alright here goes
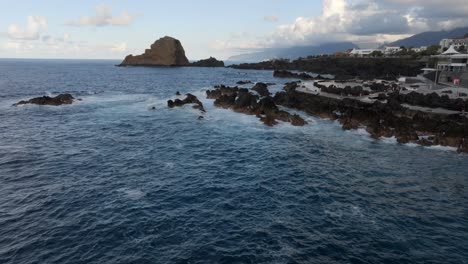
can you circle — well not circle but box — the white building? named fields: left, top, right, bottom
left=440, top=38, right=468, bottom=50
left=349, top=48, right=381, bottom=57
left=434, top=45, right=468, bottom=87
left=411, top=46, right=427, bottom=53
left=383, top=46, right=402, bottom=55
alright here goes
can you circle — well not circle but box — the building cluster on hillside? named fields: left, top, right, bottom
left=440, top=37, right=468, bottom=51
left=347, top=46, right=428, bottom=57
left=333, top=35, right=468, bottom=88
left=433, top=42, right=468, bottom=88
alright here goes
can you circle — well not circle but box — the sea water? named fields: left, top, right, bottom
left=0, top=59, right=467, bottom=264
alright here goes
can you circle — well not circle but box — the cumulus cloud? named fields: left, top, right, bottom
left=264, top=16, right=279, bottom=22
left=217, top=0, right=468, bottom=52
left=66, top=4, right=135, bottom=27
left=8, top=16, right=47, bottom=40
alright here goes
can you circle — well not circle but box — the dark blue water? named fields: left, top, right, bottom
left=0, top=59, right=467, bottom=264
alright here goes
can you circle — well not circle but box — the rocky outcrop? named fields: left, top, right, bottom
left=190, top=57, right=224, bottom=67
left=119, top=36, right=189, bottom=66
left=251, top=82, right=271, bottom=97
left=273, top=84, right=468, bottom=153
left=168, top=94, right=205, bottom=113
left=319, top=84, right=370, bottom=97
left=14, top=94, right=75, bottom=106
left=206, top=85, right=307, bottom=127
left=273, top=70, right=316, bottom=80
left=392, top=91, right=468, bottom=111
left=231, top=57, right=424, bottom=80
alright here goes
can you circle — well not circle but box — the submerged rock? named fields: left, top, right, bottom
left=236, top=80, right=252, bottom=85
left=14, top=94, right=75, bottom=106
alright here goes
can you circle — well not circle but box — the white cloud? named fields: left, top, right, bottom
left=215, top=0, right=468, bottom=52
left=264, top=16, right=279, bottom=22
left=8, top=16, right=47, bottom=40
left=66, top=4, right=135, bottom=27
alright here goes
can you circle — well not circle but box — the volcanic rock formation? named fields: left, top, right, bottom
left=119, top=36, right=189, bottom=66
left=14, top=94, right=75, bottom=106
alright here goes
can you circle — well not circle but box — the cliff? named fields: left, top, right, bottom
left=119, top=36, right=189, bottom=66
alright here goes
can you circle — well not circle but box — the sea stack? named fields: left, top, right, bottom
left=119, top=36, right=189, bottom=66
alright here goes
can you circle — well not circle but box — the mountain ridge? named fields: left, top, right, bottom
left=227, top=42, right=358, bottom=63
left=389, top=27, right=468, bottom=47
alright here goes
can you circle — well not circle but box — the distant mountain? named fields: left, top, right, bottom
left=389, top=27, right=468, bottom=48
left=227, top=42, right=358, bottom=63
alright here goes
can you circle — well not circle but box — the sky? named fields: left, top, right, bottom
left=1, top=0, right=468, bottom=60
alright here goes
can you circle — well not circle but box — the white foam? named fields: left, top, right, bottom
left=117, top=188, right=145, bottom=200
left=380, top=136, right=398, bottom=144
left=425, top=145, right=458, bottom=152
left=164, top=162, right=175, bottom=169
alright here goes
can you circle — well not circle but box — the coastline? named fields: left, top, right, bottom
left=272, top=82, right=468, bottom=153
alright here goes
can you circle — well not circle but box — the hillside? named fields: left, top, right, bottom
left=227, top=42, right=358, bottom=63
left=390, top=27, right=468, bottom=47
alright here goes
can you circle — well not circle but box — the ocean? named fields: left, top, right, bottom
left=0, top=59, right=467, bottom=264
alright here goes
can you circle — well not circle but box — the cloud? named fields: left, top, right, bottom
left=8, top=16, right=47, bottom=40
left=264, top=16, right=279, bottom=22
left=216, top=0, right=468, bottom=52
left=66, top=4, right=135, bottom=27
left=1, top=38, right=129, bottom=58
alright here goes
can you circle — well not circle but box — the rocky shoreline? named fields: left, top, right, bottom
left=273, top=82, right=468, bottom=153
left=206, top=84, right=307, bottom=126
left=162, top=77, right=467, bottom=153
left=230, top=57, right=425, bottom=81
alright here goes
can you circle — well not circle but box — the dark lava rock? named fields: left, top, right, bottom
left=290, top=114, right=307, bottom=126
left=274, top=70, right=314, bottom=80
left=321, top=85, right=370, bottom=97
left=273, top=81, right=468, bottom=153
left=231, top=57, right=424, bottom=80
left=176, top=91, right=181, bottom=96
left=260, top=114, right=278, bottom=126
left=190, top=57, right=224, bottom=67
left=207, top=84, right=307, bottom=127
left=214, top=94, right=237, bottom=109
left=168, top=93, right=205, bottom=112
left=14, top=94, right=75, bottom=106
left=257, top=97, right=279, bottom=114
left=234, top=89, right=258, bottom=112
left=236, top=80, right=252, bottom=85
left=251, top=82, right=271, bottom=97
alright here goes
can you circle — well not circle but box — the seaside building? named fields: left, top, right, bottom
left=434, top=45, right=468, bottom=88
left=440, top=38, right=468, bottom=51
left=383, top=46, right=402, bottom=55
left=411, top=46, right=427, bottom=53
left=349, top=48, right=381, bottom=57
